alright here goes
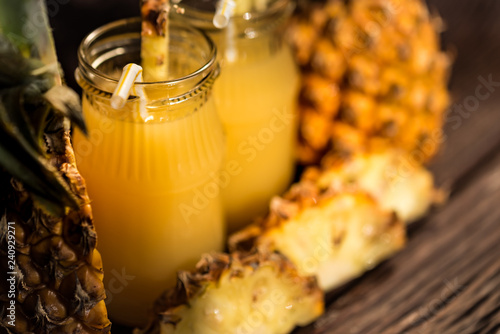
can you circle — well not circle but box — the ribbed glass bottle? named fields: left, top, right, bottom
left=73, top=18, right=225, bottom=326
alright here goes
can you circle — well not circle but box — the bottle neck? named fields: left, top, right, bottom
left=77, top=67, right=218, bottom=123
left=177, top=0, right=294, bottom=65
left=210, top=20, right=286, bottom=66
left=76, top=18, right=219, bottom=123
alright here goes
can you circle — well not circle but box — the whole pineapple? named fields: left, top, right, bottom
left=0, top=121, right=111, bottom=333
left=287, top=0, right=451, bottom=165
left=0, top=1, right=110, bottom=332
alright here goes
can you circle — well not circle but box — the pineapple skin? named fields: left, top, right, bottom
left=288, top=0, right=452, bottom=165
left=230, top=179, right=406, bottom=291
left=0, top=123, right=111, bottom=333
left=138, top=251, right=324, bottom=334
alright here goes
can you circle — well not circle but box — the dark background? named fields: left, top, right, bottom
left=47, top=0, right=500, bottom=93
left=48, top=0, right=139, bottom=91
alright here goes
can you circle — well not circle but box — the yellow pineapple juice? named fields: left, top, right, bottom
left=180, top=0, right=300, bottom=232
left=73, top=19, right=225, bottom=326
left=215, top=44, right=299, bottom=232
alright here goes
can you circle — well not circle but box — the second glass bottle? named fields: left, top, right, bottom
left=177, top=0, right=300, bottom=232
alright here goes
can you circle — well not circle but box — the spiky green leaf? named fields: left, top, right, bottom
left=44, top=86, right=88, bottom=136
left=0, top=27, right=87, bottom=216
left=0, top=110, right=80, bottom=216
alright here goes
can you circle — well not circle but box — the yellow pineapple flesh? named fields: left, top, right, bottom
left=230, top=180, right=406, bottom=291
left=306, top=142, right=440, bottom=223
left=138, top=251, right=323, bottom=334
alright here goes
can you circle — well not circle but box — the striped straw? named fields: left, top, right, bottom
left=111, top=63, right=145, bottom=110
left=213, top=0, right=236, bottom=28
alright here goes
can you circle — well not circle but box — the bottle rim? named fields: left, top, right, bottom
left=177, top=0, right=293, bottom=31
left=77, top=17, right=218, bottom=91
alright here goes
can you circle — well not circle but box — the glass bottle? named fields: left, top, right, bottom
left=177, top=0, right=300, bottom=233
left=73, top=18, right=225, bottom=326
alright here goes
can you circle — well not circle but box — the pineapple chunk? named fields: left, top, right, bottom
left=312, top=145, right=439, bottom=223
left=138, top=251, right=323, bottom=334
left=230, top=183, right=406, bottom=291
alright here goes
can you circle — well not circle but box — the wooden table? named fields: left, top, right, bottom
left=114, top=1, right=500, bottom=333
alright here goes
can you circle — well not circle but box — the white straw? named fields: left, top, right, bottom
left=131, top=70, right=148, bottom=121
left=213, top=0, right=236, bottom=29
left=111, top=63, right=145, bottom=110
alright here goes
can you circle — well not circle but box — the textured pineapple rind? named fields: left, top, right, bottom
left=288, top=0, right=452, bottom=165
left=0, top=121, right=111, bottom=333
left=138, top=251, right=324, bottom=334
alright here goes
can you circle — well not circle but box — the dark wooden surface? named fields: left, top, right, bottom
left=100, top=0, right=500, bottom=333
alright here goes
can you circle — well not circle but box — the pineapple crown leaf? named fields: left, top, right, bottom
left=0, top=121, right=79, bottom=216
left=0, top=34, right=32, bottom=88
left=44, top=86, right=88, bottom=136
left=0, top=35, right=85, bottom=216
left=0, top=84, right=45, bottom=156
left=0, top=35, right=88, bottom=136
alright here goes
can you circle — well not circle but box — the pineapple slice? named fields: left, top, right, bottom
left=230, top=182, right=406, bottom=291
left=141, top=0, right=170, bottom=81
left=138, top=251, right=323, bottom=334
left=309, top=143, right=440, bottom=223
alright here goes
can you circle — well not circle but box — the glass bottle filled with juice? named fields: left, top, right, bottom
left=177, top=0, right=300, bottom=232
left=73, top=18, right=225, bottom=326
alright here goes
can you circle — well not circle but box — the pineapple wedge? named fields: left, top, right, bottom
left=307, top=143, right=440, bottom=223
left=230, top=182, right=406, bottom=291
left=141, top=0, right=170, bottom=81
left=137, top=251, right=323, bottom=334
